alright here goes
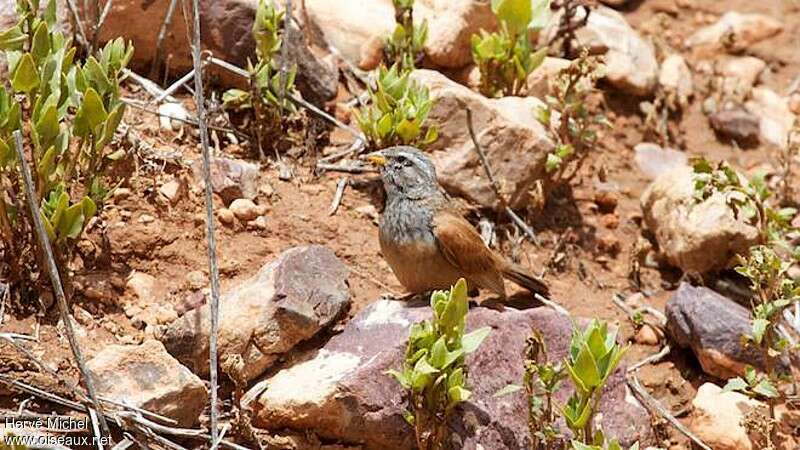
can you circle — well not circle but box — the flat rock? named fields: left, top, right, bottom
left=641, top=166, right=759, bottom=274
left=745, top=87, right=796, bottom=148
left=414, top=0, right=497, bottom=69
left=192, top=157, right=259, bottom=205
left=546, top=5, right=658, bottom=95
left=716, top=56, right=766, bottom=98
left=411, top=69, right=554, bottom=210
left=633, top=143, right=688, bottom=180
left=666, top=283, right=769, bottom=379
left=157, top=245, right=350, bottom=382
left=686, top=11, right=783, bottom=51
left=304, top=0, right=395, bottom=68
left=690, top=382, right=765, bottom=450
left=709, top=107, right=761, bottom=144
left=86, top=0, right=336, bottom=102
left=242, top=300, right=653, bottom=449
left=526, top=57, right=572, bottom=98
left=659, top=54, right=693, bottom=105
left=87, top=340, right=207, bottom=427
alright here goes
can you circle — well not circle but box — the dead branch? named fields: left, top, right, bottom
left=328, top=177, right=349, bottom=216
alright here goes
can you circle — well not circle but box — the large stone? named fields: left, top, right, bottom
left=87, top=340, right=207, bottom=427
left=157, top=245, right=350, bottom=382
left=690, top=382, right=765, bottom=450
left=414, top=0, right=497, bottom=69
left=86, top=0, right=336, bottom=102
left=665, top=283, right=769, bottom=379
left=242, top=300, right=653, bottom=449
left=546, top=6, right=658, bottom=96
left=716, top=56, right=766, bottom=98
left=411, top=69, right=554, bottom=209
left=526, top=57, right=572, bottom=98
left=633, top=143, right=688, bottom=180
left=304, top=0, right=395, bottom=68
left=745, top=87, right=796, bottom=148
left=709, top=107, right=761, bottom=144
left=640, top=166, right=759, bottom=274
left=659, top=54, right=693, bottom=105
left=192, top=156, right=259, bottom=205
left=686, top=11, right=783, bottom=51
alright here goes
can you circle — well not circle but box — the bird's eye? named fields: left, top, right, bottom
left=396, top=155, right=412, bottom=167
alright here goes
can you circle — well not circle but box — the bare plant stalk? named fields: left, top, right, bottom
left=12, top=131, right=112, bottom=445
left=278, top=0, right=293, bottom=104
left=188, top=1, right=222, bottom=446
left=465, top=108, right=539, bottom=245
left=150, top=0, right=179, bottom=79
left=91, top=0, right=114, bottom=53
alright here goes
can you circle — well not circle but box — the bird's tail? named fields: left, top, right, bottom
left=502, top=264, right=550, bottom=298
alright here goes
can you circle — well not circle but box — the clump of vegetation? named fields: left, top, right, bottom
left=692, top=158, right=800, bottom=444
left=498, top=321, right=634, bottom=450
left=779, top=118, right=800, bottom=205
left=387, top=278, right=491, bottom=450
left=354, top=64, right=438, bottom=151
left=223, top=0, right=297, bottom=158
left=0, top=0, right=132, bottom=300
left=385, top=0, right=428, bottom=71
left=537, top=51, right=609, bottom=183
left=470, top=0, right=549, bottom=98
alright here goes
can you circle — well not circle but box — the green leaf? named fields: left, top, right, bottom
left=447, top=385, right=471, bottom=405
left=11, top=53, right=40, bottom=94
left=750, top=318, right=769, bottom=345
left=58, top=201, right=86, bottom=240
left=569, top=342, right=602, bottom=390
left=752, top=378, right=779, bottom=398
left=462, top=327, right=491, bottom=354
left=83, top=56, right=112, bottom=95
left=74, top=88, right=108, bottom=137
left=492, top=0, right=532, bottom=34
left=429, top=336, right=448, bottom=369
left=0, top=23, right=27, bottom=51
left=81, top=195, right=97, bottom=220
left=721, top=377, right=748, bottom=394
left=34, top=104, right=59, bottom=150
left=385, top=369, right=410, bottom=389
left=30, top=21, right=50, bottom=63
left=570, top=441, right=601, bottom=450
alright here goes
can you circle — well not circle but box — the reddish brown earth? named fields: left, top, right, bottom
left=2, top=0, right=800, bottom=449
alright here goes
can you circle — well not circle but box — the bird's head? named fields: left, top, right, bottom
left=365, top=146, right=439, bottom=199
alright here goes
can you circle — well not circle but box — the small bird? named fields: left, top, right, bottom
left=367, top=146, right=549, bottom=300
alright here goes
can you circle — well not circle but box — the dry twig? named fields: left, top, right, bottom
left=328, top=177, right=349, bottom=216
left=188, top=1, right=222, bottom=446
left=12, top=131, right=112, bottom=444
left=465, top=109, right=540, bottom=246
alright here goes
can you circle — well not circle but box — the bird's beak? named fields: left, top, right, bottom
left=365, top=152, right=387, bottom=167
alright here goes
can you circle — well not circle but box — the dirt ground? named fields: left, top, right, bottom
left=2, top=0, right=800, bottom=449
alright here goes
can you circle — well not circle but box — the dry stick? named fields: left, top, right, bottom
left=154, top=64, right=204, bottom=103
left=628, top=344, right=671, bottom=372
left=611, top=293, right=667, bottom=328
left=627, top=375, right=712, bottom=450
left=465, top=108, right=540, bottom=246
left=328, top=177, right=348, bottom=216
left=188, top=1, right=222, bottom=447
left=12, top=131, right=112, bottom=445
left=121, top=69, right=176, bottom=103
left=64, top=0, right=90, bottom=50
left=150, top=0, right=180, bottom=79
left=278, top=0, right=293, bottom=105
left=316, top=162, right=377, bottom=174
left=91, top=0, right=113, bottom=52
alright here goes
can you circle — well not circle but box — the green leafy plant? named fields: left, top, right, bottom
left=562, top=320, right=628, bottom=444
left=354, top=64, right=438, bottom=151
left=223, top=0, right=297, bottom=157
left=0, top=0, right=132, bottom=298
left=497, top=321, right=634, bottom=450
left=387, top=278, right=491, bottom=450
left=537, top=51, right=609, bottom=183
left=471, top=0, right=549, bottom=97
left=385, top=0, right=428, bottom=71
left=692, top=157, right=800, bottom=438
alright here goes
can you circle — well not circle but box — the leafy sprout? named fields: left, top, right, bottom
left=387, top=278, right=491, bottom=450
left=471, top=0, right=550, bottom=97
